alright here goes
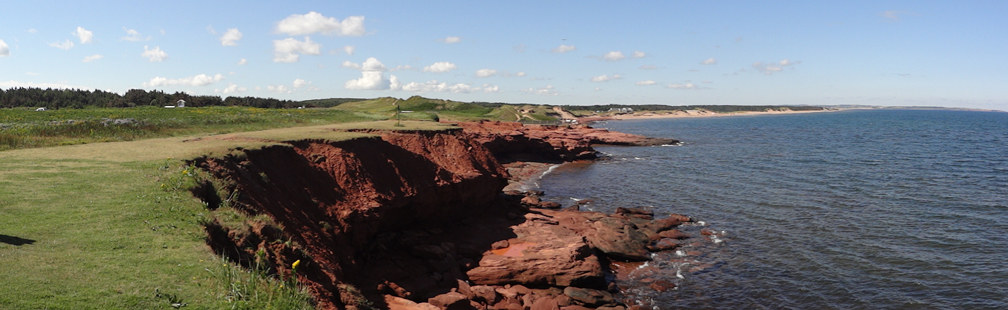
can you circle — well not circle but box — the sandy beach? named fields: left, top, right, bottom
left=604, top=107, right=839, bottom=121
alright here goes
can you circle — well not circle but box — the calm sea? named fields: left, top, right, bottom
left=537, top=109, right=1008, bottom=309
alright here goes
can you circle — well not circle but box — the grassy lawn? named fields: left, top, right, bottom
left=0, top=106, right=376, bottom=151
left=0, top=117, right=448, bottom=309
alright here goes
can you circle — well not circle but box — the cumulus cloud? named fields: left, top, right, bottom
left=346, top=72, right=391, bottom=90
left=73, top=27, right=93, bottom=44
left=219, top=83, right=247, bottom=94
left=276, top=12, right=366, bottom=36
left=552, top=45, right=576, bottom=53
left=603, top=51, right=626, bottom=61
left=121, top=28, right=150, bottom=41
left=590, top=74, right=622, bottom=82
left=0, top=40, right=9, bottom=56
left=398, top=80, right=474, bottom=93
left=667, top=82, right=699, bottom=90
left=237, top=58, right=247, bottom=65
left=480, top=84, right=501, bottom=93
left=142, top=45, right=168, bottom=62
left=636, top=80, right=656, bottom=86
left=475, top=69, right=498, bottom=78
left=752, top=59, right=800, bottom=75
left=344, top=57, right=393, bottom=90
left=344, top=45, right=355, bottom=55
left=632, top=51, right=646, bottom=58
left=49, top=40, right=74, bottom=50
left=267, top=84, right=291, bottom=93
left=293, top=78, right=309, bottom=88
left=441, top=36, right=461, bottom=44
left=83, top=54, right=103, bottom=62
left=423, top=62, right=457, bottom=73
left=701, top=57, right=717, bottom=65
left=220, top=28, right=242, bottom=46
left=273, top=37, right=320, bottom=62
left=524, top=85, right=557, bottom=96
left=144, top=74, right=224, bottom=87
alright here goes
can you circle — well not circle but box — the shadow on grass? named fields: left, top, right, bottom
left=0, top=234, right=36, bottom=246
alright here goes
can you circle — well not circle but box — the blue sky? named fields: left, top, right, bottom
left=1, top=1, right=1005, bottom=110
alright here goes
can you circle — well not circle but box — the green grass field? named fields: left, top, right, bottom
left=0, top=104, right=449, bottom=309
left=0, top=106, right=376, bottom=151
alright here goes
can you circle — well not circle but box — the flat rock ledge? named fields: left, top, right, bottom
left=371, top=191, right=694, bottom=310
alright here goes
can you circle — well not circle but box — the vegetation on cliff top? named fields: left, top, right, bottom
left=0, top=120, right=449, bottom=309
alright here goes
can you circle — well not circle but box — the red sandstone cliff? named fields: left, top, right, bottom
left=457, top=121, right=679, bottom=163
left=191, top=123, right=693, bottom=310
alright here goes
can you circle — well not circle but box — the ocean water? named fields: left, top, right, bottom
left=537, top=109, right=1008, bottom=309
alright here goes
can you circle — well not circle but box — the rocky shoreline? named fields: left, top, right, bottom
left=192, top=121, right=694, bottom=310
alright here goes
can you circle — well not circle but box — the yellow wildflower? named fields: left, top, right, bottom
left=292, top=259, right=301, bottom=271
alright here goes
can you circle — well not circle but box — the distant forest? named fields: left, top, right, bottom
left=0, top=87, right=305, bottom=109
left=2, top=87, right=826, bottom=113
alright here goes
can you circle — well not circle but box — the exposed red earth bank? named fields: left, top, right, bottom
left=192, top=121, right=690, bottom=310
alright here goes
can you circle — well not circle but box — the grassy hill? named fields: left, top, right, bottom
left=0, top=105, right=449, bottom=309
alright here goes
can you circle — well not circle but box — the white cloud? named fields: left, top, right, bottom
left=206, top=25, right=217, bottom=34
left=590, top=74, right=622, bottom=82
left=293, top=79, right=309, bottom=88
left=667, top=82, right=698, bottom=90
left=603, top=51, right=625, bottom=61
left=49, top=40, right=74, bottom=50
left=121, top=28, right=150, bottom=41
left=272, top=37, right=320, bottom=62
left=82, top=54, right=103, bottom=62
left=267, top=84, right=291, bottom=93
left=341, top=60, right=362, bottom=70
left=752, top=59, right=800, bottom=75
left=480, top=84, right=501, bottom=93
left=0, top=40, right=9, bottom=56
left=399, top=80, right=473, bottom=93
left=343, top=45, right=355, bottom=55
left=475, top=69, right=498, bottom=78
left=636, top=80, right=656, bottom=86
left=219, top=83, right=247, bottom=94
left=423, top=62, right=457, bottom=73
left=515, top=72, right=526, bottom=77
left=552, top=45, right=576, bottom=53
left=144, top=74, right=224, bottom=87
left=237, top=58, right=247, bottom=65
left=276, top=12, right=366, bottom=36
left=345, top=57, right=392, bottom=90
left=632, top=51, right=646, bottom=58
left=442, top=36, right=461, bottom=44
left=701, top=57, right=717, bottom=65
left=346, top=72, right=390, bottom=90
left=524, top=84, right=557, bottom=96
left=220, top=28, right=242, bottom=46
left=391, top=65, right=413, bottom=71
left=142, top=46, right=168, bottom=62
left=27, top=28, right=38, bottom=34
left=72, top=27, right=93, bottom=44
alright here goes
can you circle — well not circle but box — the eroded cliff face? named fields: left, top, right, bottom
left=457, top=121, right=679, bottom=163
left=192, top=123, right=695, bottom=310
left=193, top=129, right=509, bottom=309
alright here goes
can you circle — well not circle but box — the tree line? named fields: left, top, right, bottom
left=0, top=87, right=301, bottom=109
